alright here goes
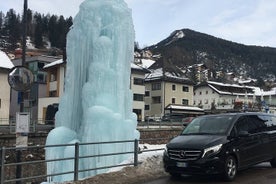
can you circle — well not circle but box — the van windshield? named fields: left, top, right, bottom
left=181, top=115, right=235, bottom=135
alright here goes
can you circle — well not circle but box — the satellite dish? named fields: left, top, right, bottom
left=8, top=66, right=34, bottom=91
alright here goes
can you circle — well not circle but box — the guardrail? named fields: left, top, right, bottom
left=0, top=138, right=166, bottom=184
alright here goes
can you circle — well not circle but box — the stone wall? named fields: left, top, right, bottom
left=0, top=127, right=183, bottom=147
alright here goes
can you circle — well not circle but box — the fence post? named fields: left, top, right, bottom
left=134, top=139, right=139, bottom=166
left=1, top=147, right=6, bottom=184
left=16, top=149, right=22, bottom=184
left=74, top=142, right=79, bottom=181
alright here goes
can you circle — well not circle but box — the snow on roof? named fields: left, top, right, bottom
left=134, top=58, right=155, bottom=69
left=205, top=81, right=262, bottom=96
left=145, top=68, right=190, bottom=82
left=43, top=59, right=64, bottom=69
left=131, top=63, right=150, bottom=73
left=261, top=87, right=276, bottom=96
left=0, top=50, right=14, bottom=69
left=166, top=104, right=204, bottom=112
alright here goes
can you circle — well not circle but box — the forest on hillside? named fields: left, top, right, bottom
left=0, top=9, right=72, bottom=51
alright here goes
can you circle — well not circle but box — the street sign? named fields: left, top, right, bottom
left=16, top=112, right=30, bottom=133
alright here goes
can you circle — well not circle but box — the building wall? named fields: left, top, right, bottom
left=38, top=65, right=65, bottom=121
left=131, top=72, right=146, bottom=121
left=194, top=86, right=219, bottom=109
left=0, top=71, right=11, bottom=122
left=145, top=81, right=194, bottom=119
left=194, top=85, right=256, bottom=111
left=38, top=97, right=59, bottom=120
left=164, top=82, right=193, bottom=106
left=144, top=82, right=163, bottom=118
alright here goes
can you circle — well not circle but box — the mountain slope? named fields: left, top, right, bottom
left=144, top=29, right=276, bottom=80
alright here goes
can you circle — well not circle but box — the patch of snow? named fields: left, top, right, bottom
left=0, top=50, right=14, bottom=69
left=43, top=59, right=64, bottom=69
left=173, top=30, right=185, bottom=39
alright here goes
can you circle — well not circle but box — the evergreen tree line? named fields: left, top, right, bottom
left=0, top=9, right=73, bottom=50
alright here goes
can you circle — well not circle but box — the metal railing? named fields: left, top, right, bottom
left=0, top=138, right=165, bottom=184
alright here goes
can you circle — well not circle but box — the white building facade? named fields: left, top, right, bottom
left=0, top=51, right=14, bottom=124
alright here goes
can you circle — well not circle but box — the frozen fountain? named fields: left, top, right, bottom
left=45, top=0, right=140, bottom=182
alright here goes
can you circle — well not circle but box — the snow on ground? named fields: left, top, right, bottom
left=63, top=144, right=168, bottom=184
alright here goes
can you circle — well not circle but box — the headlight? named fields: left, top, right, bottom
left=163, top=146, right=168, bottom=155
left=202, top=144, right=222, bottom=158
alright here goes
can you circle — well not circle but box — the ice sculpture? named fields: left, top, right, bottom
left=45, top=0, right=140, bottom=182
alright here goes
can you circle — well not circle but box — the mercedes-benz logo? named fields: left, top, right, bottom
left=180, top=150, right=186, bottom=158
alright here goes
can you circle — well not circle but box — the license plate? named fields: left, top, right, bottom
left=176, top=162, right=188, bottom=167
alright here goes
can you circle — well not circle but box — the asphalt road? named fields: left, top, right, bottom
left=142, top=162, right=276, bottom=184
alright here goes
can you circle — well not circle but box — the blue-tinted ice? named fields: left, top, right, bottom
left=45, top=0, right=140, bottom=182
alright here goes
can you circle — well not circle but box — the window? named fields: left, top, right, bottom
left=152, top=83, right=161, bottom=90
left=134, top=78, right=144, bottom=85
left=172, top=84, right=176, bottom=91
left=206, top=90, right=208, bottom=94
left=145, top=91, right=150, bottom=97
left=236, top=116, right=263, bottom=134
left=172, top=98, right=176, bottom=104
left=152, top=96, right=161, bottom=104
left=199, top=91, right=202, bottom=95
left=183, top=86, right=189, bottom=92
left=38, top=62, right=45, bottom=69
left=133, top=94, right=144, bottom=101
left=0, top=98, right=1, bottom=108
left=49, top=91, right=57, bottom=97
left=145, top=105, right=150, bottom=110
left=182, top=99, right=189, bottom=105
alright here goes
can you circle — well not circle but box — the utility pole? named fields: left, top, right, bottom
left=16, top=1, right=28, bottom=183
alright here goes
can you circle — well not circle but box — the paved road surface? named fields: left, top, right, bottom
left=143, top=162, right=276, bottom=184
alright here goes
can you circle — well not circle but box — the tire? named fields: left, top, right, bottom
left=270, top=157, right=276, bottom=168
left=222, top=155, right=237, bottom=182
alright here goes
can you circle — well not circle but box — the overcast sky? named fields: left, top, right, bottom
left=1, top=0, right=276, bottom=48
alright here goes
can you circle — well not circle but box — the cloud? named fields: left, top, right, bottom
left=1, top=0, right=276, bottom=47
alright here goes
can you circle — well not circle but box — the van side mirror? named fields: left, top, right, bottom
left=238, top=131, right=249, bottom=137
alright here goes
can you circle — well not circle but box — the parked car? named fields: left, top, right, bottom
left=162, top=113, right=186, bottom=123
left=163, top=112, right=276, bottom=181
left=182, top=116, right=195, bottom=126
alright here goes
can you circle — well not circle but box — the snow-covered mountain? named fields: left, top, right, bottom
left=142, top=29, right=276, bottom=82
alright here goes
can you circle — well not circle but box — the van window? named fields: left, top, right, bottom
left=182, top=115, right=234, bottom=135
left=259, top=115, right=276, bottom=131
left=247, top=115, right=267, bottom=133
left=236, top=115, right=267, bottom=134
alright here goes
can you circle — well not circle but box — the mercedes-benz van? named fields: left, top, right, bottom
left=163, top=112, right=276, bottom=181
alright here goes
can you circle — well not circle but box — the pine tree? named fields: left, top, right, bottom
left=48, top=15, right=58, bottom=47
left=4, top=9, right=21, bottom=49
left=34, top=13, right=43, bottom=48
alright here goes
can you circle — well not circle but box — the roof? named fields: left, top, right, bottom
left=12, top=55, right=62, bottom=66
left=165, top=104, right=205, bottom=115
left=145, top=68, right=194, bottom=85
left=131, top=63, right=151, bottom=73
left=44, top=59, right=65, bottom=69
left=196, top=81, right=261, bottom=96
left=0, top=50, right=14, bottom=69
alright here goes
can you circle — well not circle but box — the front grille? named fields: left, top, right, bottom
left=168, top=149, right=202, bottom=161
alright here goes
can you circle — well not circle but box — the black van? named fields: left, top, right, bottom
left=163, top=112, right=276, bottom=181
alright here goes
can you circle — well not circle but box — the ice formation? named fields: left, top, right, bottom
left=45, top=0, right=140, bottom=182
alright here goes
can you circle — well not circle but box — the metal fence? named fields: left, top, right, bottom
left=0, top=138, right=165, bottom=184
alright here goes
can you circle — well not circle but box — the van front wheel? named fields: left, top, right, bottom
left=223, top=155, right=237, bottom=181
